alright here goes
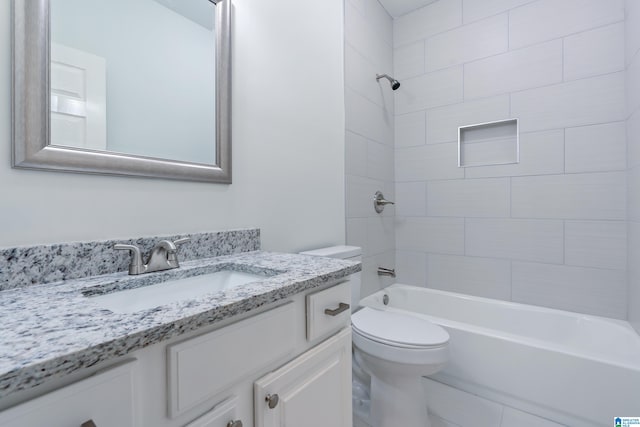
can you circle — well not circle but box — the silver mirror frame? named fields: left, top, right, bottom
left=12, top=0, right=232, bottom=183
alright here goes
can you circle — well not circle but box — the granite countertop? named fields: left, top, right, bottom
left=0, top=251, right=361, bottom=399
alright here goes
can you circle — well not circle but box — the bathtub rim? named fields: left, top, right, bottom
left=360, top=283, right=640, bottom=372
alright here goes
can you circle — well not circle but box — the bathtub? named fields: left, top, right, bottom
left=359, top=284, right=640, bottom=426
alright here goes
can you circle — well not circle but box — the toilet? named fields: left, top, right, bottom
left=300, top=246, right=450, bottom=427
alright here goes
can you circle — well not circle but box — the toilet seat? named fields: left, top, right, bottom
left=351, top=308, right=449, bottom=366
left=351, top=307, right=449, bottom=348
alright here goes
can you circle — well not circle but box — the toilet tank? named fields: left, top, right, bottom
left=299, top=246, right=362, bottom=311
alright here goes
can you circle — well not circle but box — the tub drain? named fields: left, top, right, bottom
left=382, top=294, right=389, bottom=305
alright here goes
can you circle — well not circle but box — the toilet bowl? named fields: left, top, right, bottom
left=299, top=246, right=450, bottom=427
left=352, top=307, right=449, bottom=427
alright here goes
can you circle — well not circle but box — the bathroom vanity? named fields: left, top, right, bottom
left=0, top=229, right=360, bottom=427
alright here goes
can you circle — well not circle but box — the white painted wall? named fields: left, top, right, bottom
left=393, top=0, right=628, bottom=319
left=0, top=0, right=346, bottom=253
left=627, top=0, right=640, bottom=334
left=344, top=0, right=396, bottom=299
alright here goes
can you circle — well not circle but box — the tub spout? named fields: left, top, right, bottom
left=377, top=267, right=396, bottom=278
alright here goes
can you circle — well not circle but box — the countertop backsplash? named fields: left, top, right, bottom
left=0, top=228, right=260, bottom=291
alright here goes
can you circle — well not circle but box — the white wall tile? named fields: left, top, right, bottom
left=346, top=217, right=368, bottom=253
left=430, top=415, right=462, bottom=427
left=346, top=131, right=367, bottom=178
left=628, top=110, right=640, bottom=169
left=464, top=40, right=563, bottom=100
left=425, top=95, right=510, bottom=144
left=345, top=1, right=393, bottom=68
left=396, top=181, right=427, bottom=216
left=346, top=0, right=366, bottom=16
left=346, top=88, right=394, bottom=145
left=423, top=378, right=504, bottom=427
left=512, top=262, right=627, bottom=318
left=565, top=122, right=626, bottom=173
left=394, top=41, right=424, bottom=80
left=511, top=172, right=626, bottom=220
left=367, top=216, right=395, bottom=255
left=361, top=252, right=396, bottom=298
left=463, top=0, right=534, bottom=24
left=396, top=217, right=465, bottom=254
left=427, top=178, right=510, bottom=217
left=509, top=0, right=624, bottom=49
left=500, top=407, right=566, bottom=427
left=396, top=67, right=464, bottom=114
left=346, top=175, right=394, bottom=218
left=427, top=254, right=511, bottom=299
left=395, top=111, right=426, bottom=148
left=396, top=142, right=464, bottom=181
left=465, top=130, right=565, bottom=178
left=628, top=167, right=640, bottom=222
left=564, top=23, right=625, bottom=81
left=365, top=0, right=393, bottom=47
left=425, top=14, right=508, bottom=72
left=627, top=221, right=640, bottom=333
left=466, top=218, right=564, bottom=263
left=627, top=50, right=640, bottom=115
left=396, top=250, right=428, bottom=286
left=565, top=221, right=626, bottom=270
left=393, top=0, right=462, bottom=47
left=367, top=140, right=394, bottom=181
left=345, top=43, right=394, bottom=108
left=511, top=73, right=626, bottom=133
left=626, top=0, right=640, bottom=64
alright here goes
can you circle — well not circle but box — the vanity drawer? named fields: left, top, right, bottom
left=167, top=302, right=296, bottom=418
left=184, top=396, right=240, bottom=427
left=0, top=360, right=137, bottom=427
left=306, top=280, right=351, bottom=341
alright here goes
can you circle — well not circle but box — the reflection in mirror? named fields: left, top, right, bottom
left=50, top=0, right=216, bottom=165
left=12, top=0, right=231, bottom=183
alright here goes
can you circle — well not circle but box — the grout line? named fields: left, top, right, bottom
left=396, top=213, right=626, bottom=223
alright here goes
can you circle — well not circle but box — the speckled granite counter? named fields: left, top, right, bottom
left=0, top=251, right=360, bottom=399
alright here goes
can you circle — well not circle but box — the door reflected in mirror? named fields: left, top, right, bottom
left=50, top=0, right=217, bottom=165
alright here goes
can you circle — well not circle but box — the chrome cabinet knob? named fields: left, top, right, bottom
left=227, top=420, right=243, bottom=427
left=266, top=393, right=279, bottom=409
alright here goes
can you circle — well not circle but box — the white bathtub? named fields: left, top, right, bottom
left=359, top=284, right=640, bottom=426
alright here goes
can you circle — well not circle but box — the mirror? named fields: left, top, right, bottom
left=12, top=0, right=231, bottom=183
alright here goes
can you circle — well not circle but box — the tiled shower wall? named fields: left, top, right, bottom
left=393, top=0, right=628, bottom=319
left=627, top=0, right=640, bottom=333
left=344, top=0, right=396, bottom=298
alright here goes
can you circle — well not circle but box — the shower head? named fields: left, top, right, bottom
left=376, top=74, right=401, bottom=90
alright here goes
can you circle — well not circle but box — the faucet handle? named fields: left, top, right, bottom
left=173, top=237, right=190, bottom=246
left=114, top=243, right=145, bottom=275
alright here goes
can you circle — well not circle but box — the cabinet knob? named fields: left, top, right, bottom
left=81, top=421, right=97, bottom=427
left=266, top=393, right=279, bottom=409
left=227, top=421, right=243, bottom=427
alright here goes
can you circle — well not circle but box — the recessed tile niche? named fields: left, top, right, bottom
left=458, top=119, right=519, bottom=167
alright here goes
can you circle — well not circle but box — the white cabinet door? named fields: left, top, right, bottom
left=0, top=360, right=138, bottom=427
left=254, top=328, right=352, bottom=427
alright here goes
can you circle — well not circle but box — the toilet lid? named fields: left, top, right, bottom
left=351, top=307, right=449, bottom=348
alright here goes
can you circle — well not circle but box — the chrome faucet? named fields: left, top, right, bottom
left=114, top=237, right=190, bottom=275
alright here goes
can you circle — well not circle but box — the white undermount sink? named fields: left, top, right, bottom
left=89, top=270, right=268, bottom=314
